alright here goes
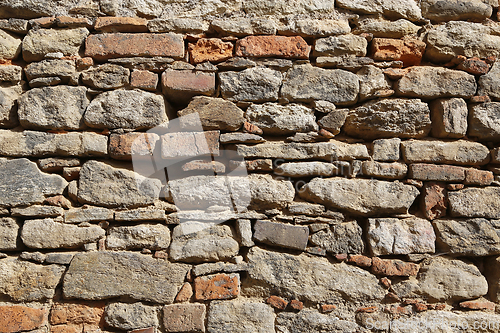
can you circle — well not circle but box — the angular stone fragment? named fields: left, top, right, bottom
left=421, top=0, right=492, bottom=22
left=402, top=140, right=490, bottom=166
left=162, top=69, right=216, bottom=104
left=11, top=205, right=63, bottom=218
left=0, top=18, right=28, bottom=33
left=189, top=38, right=233, bottom=64
left=316, top=109, right=347, bottom=134
left=469, top=102, right=500, bottom=141
left=0, top=29, right=22, bottom=60
left=236, top=35, right=310, bottom=59
left=336, top=0, right=422, bottom=21
left=104, top=302, right=158, bottom=331
left=458, top=56, right=491, bottom=75
left=479, top=61, right=500, bottom=100
left=109, top=57, right=174, bottom=72
left=281, top=64, right=359, bottom=105
left=194, top=273, right=240, bottom=300
left=448, top=187, right=500, bottom=218
left=0, top=305, right=46, bottom=333
left=313, top=35, right=367, bottom=57
left=22, top=28, right=88, bottom=62
left=361, top=161, right=407, bottom=179
left=95, top=17, right=148, bottom=33
left=81, top=64, right=129, bottom=90
left=18, top=86, right=88, bottom=130
left=131, top=69, right=158, bottom=91
left=106, top=224, right=171, bottom=250
left=356, top=65, right=393, bottom=102
left=24, top=59, right=75, bottom=81
left=220, top=133, right=264, bottom=144
left=277, top=310, right=365, bottom=333
left=430, top=98, right=468, bottom=138
left=242, top=0, right=334, bottom=15
left=63, top=251, right=190, bottom=303
left=85, top=33, right=184, bottom=60
left=84, top=89, right=168, bottom=130
left=275, top=162, right=336, bottom=178
left=0, top=86, right=20, bottom=128
left=219, top=67, right=282, bottom=103
left=288, top=202, right=325, bottom=216
left=109, top=132, right=159, bottom=160
left=253, top=220, right=309, bottom=250
left=28, top=76, right=62, bottom=88
left=64, top=206, right=113, bottom=224
left=207, top=300, right=274, bottom=333
left=310, top=221, right=364, bottom=254
left=45, top=253, right=74, bottom=265
left=300, top=178, right=419, bottom=216
left=371, top=257, right=419, bottom=276
left=422, top=182, right=447, bottom=220
left=0, top=217, right=19, bottom=251
left=353, top=19, right=420, bottom=38
left=164, top=304, right=206, bottom=333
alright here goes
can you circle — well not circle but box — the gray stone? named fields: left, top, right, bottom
left=63, top=251, right=189, bottom=302
left=178, top=96, right=245, bottom=132
left=38, top=157, right=80, bottom=172
left=20, top=251, right=46, bottom=263
left=211, top=18, right=253, bottom=36
left=0, top=0, right=93, bottom=19
left=300, top=178, right=419, bottom=216
left=372, top=138, right=401, bottom=161
left=288, top=202, right=325, bottom=216
left=109, top=57, right=174, bottom=72
left=396, top=66, right=476, bottom=98
left=169, top=223, right=239, bottom=263
left=22, top=28, right=89, bottom=62
left=418, top=257, right=488, bottom=302
left=313, top=35, right=368, bottom=57
left=253, top=220, right=309, bottom=251
left=248, top=174, right=295, bottom=209
left=245, top=103, right=318, bottom=135
left=449, top=187, right=500, bottom=218
left=0, top=65, right=22, bottom=83
left=316, top=56, right=375, bottom=70
left=276, top=310, right=367, bottom=333
left=28, top=77, right=62, bottom=88
left=310, top=220, right=364, bottom=254
left=280, top=19, right=351, bottom=37
left=368, top=217, right=435, bottom=256
left=104, top=302, right=158, bottom=331
left=336, top=0, right=422, bottom=20
left=0, top=29, right=21, bottom=60
left=235, top=219, right=254, bottom=247
left=344, top=98, right=431, bottom=139
left=24, top=59, right=76, bottom=81
left=219, top=67, right=282, bottom=103
left=246, top=247, right=386, bottom=303
left=11, top=205, right=63, bottom=218
left=421, top=0, right=492, bottom=22
left=275, top=162, right=336, bottom=177
left=64, top=206, right=114, bottom=224
left=361, top=161, right=408, bottom=179
left=0, top=86, right=21, bottom=128
left=148, top=18, right=210, bottom=34
left=0, top=158, right=67, bottom=207
left=220, top=133, right=265, bottom=144
left=353, top=18, right=420, bottom=38
left=0, top=18, right=28, bottom=34
left=0, top=217, right=19, bottom=251
left=312, top=100, right=336, bottom=113
left=486, top=255, right=500, bottom=302
left=192, top=262, right=248, bottom=277
left=430, top=98, right=468, bottom=139
left=84, top=89, right=168, bottom=130
left=21, top=218, right=105, bottom=249
left=479, top=61, right=500, bottom=100
left=45, top=252, right=74, bottom=265
left=317, top=109, right=348, bottom=135
left=281, top=64, right=359, bottom=105
left=242, top=0, right=334, bottom=15
left=18, top=86, right=88, bottom=130
left=77, top=160, right=162, bottom=208
left=81, top=64, right=130, bottom=90
left=401, top=140, right=490, bottom=166
left=106, top=224, right=171, bottom=250
left=357, top=65, right=393, bottom=102
left=114, top=209, right=166, bottom=221
left=469, top=102, right=500, bottom=141
left=207, top=300, right=275, bottom=333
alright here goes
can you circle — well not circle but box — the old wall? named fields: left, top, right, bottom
left=1, top=0, right=500, bottom=332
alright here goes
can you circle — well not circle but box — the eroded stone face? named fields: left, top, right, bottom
left=22, top=28, right=89, bottom=62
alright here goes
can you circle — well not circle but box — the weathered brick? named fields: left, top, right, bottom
left=161, top=69, right=216, bottom=104
left=347, top=255, right=372, bottom=267
left=50, top=302, right=105, bottom=326
left=131, top=69, right=159, bottom=91
left=0, top=305, right=46, bottom=333
left=421, top=182, right=447, bottom=220
left=109, top=132, right=159, bottom=160
left=94, top=17, right=148, bottom=32
left=267, top=296, right=288, bottom=310
left=163, top=304, right=206, bottom=333
left=321, top=304, right=337, bottom=313
left=371, top=257, right=419, bottom=277
left=253, top=220, right=309, bottom=251
left=371, top=38, right=426, bottom=67
left=289, top=300, right=303, bottom=311
left=465, top=168, right=494, bottom=186
left=457, top=57, right=490, bottom=75
left=189, top=38, right=234, bottom=64
left=161, top=131, right=219, bottom=158
left=408, top=164, right=466, bottom=182
left=194, top=273, right=240, bottom=301
left=85, top=33, right=184, bottom=60
left=459, top=299, right=496, bottom=311
left=236, top=35, right=310, bottom=59
left=175, top=282, right=193, bottom=303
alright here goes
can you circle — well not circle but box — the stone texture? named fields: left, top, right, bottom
left=219, top=67, right=282, bottom=103
left=0, top=65, right=22, bottom=83
left=367, top=217, right=435, bottom=255
left=77, top=160, right=162, bottom=208
left=281, top=64, right=359, bottom=105
left=131, top=69, right=158, bottom=91
left=310, top=220, right=364, bottom=254
left=194, top=273, right=240, bottom=300
left=479, top=61, right=500, bottom=100
left=161, top=131, right=219, bottom=159
left=0, top=86, right=21, bottom=128
left=207, top=300, right=274, bottom=333
left=0, top=29, right=22, bottom=60
left=353, top=18, right=420, bottom=38
left=372, top=138, right=401, bottom=161
left=336, top=0, right=422, bottom=21
left=448, top=187, right=500, bottom=218
left=317, top=108, right=348, bottom=134
left=236, top=35, right=310, bottom=59
left=85, top=33, right=184, bottom=60
left=84, top=89, right=168, bottom=130
left=24, top=59, right=75, bottom=81
left=248, top=174, right=295, bottom=209
left=253, top=220, right=309, bottom=250
left=300, top=178, right=419, bottom=216
left=106, top=224, right=171, bottom=250
left=12, top=205, right=62, bottom=218
left=408, top=163, right=466, bottom=181
left=469, top=102, right=500, bottom=141
left=0, top=305, right=46, bottom=333
left=276, top=310, right=365, bottom=333
left=109, top=132, right=159, bottom=160
left=245, top=103, right=318, bottom=135
left=18, top=86, right=88, bottom=130
left=81, top=64, right=130, bottom=90
left=421, top=0, right=493, bottom=22
left=371, top=257, right=419, bottom=276
left=402, top=140, right=490, bottom=166
left=114, top=208, right=167, bottom=221
left=371, top=38, right=426, bottom=67
left=0, top=217, right=19, bottom=251
left=356, top=65, right=392, bottom=102
left=22, top=28, right=89, bottom=62
left=94, top=17, right=148, bottom=33
left=361, top=161, right=408, bottom=179
left=63, top=251, right=190, bottom=303
left=313, top=35, right=367, bottom=57
left=430, top=98, right=468, bottom=138
left=465, top=168, right=494, bottom=186
left=422, top=182, right=448, bottom=220
left=458, top=56, right=491, bottom=75
left=161, top=69, right=216, bottom=104
left=275, top=162, right=336, bottom=178
left=50, top=302, right=105, bottom=328
left=163, top=304, right=206, bottom=333
left=104, top=302, right=158, bottom=331
left=396, top=66, right=476, bottom=98
left=64, top=206, right=113, bottom=224
left=220, top=133, right=265, bottom=144
left=189, top=38, right=233, bottom=64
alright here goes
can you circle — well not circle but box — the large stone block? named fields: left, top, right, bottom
left=81, top=64, right=130, bottom=90
left=253, top=220, right=309, bottom=250
left=336, top=0, right=422, bottom=21
left=24, top=59, right=75, bottom=81
left=0, top=217, right=19, bottom=251
left=104, top=302, right=158, bottom=331
left=421, top=0, right=492, bottom=22
left=0, top=305, right=46, bottom=333
left=219, top=67, right=282, bottom=103
left=309, top=220, right=364, bottom=254
left=448, top=187, right=500, bottom=218
left=161, top=131, right=219, bottom=159
left=164, top=304, right=206, bottom=333
left=22, top=28, right=89, bottom=62
left=430, top=98, right=468, bottom=138
left=313, top=35, right=367, bottom=57
left=0, top=29, right=22, bottom=60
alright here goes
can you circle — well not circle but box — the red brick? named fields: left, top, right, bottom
left=457, top=57, right=491, bottom=75
left=380, top=277, right=391, bottom=289
left=267, top=296, right=288, bottom=310
left=320, top=304, right=337, bottom=313
left=371, top=257, right=419, bottom=277
left=189, top=38, right=234, bottom=64
left=163, top=304, right=205, bottom=333
left=94, top=17, right=148, bottom=33
left=415, top=303, right=428, bottom=312
left=384, top=305, right=409, bottom=315
left=470, top=95, right=491, bottom=103
left=356, top=306, right=378, bottom=313
left=236, top=36, right=311, bottom=59
left=161, top=69, right=215, bottom=104
left=421, top=182, right=447, bottom=220
left=289, top=300, right=303, bottom=311
left=85, top=33, right=184, bottom=60
left=0, top=306, right=46, bottom=333
left=131, top=70, right=159, bottom=91
left=194, top=273, right=240, bottom=300
left=49, top=302, right=105, bottom=326
left=465, top=168, right=494, bottom=186
left=161, top=131, right=220, bottom=158
left=459, top=300, right=495, bottom=311
left=347, top=255, right=372, bottom=267
left=109, top=133, right=159, bottom=160
left=409, top=163, right=466, bottom=182
left=174, top=282, right=193, bottom=303
left=56, top=16, right=91, bottom=28
left=372, top=38, right=426, bottom=67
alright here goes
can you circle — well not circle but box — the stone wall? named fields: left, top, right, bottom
left=1, top=0, right=500, bottom=332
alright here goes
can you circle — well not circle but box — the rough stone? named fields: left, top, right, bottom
left=24, top=59, right=76, bottom=81
left=130, top=69, right=158, bottom=91
left=81, top=64, right=129, bottom=90
left=479, top=61, right=500, bottom=100
left=163, top=304, right=206, bottom=333
left=448, top=187, right=500, bottom=218
left=353, top=19, right=420, bottom=38
left=0, top=86, right=21, bottom=128
left=422, top=182, right=448, bottom=220
left=207, top=300, right=274, bottom=333
left=430, top=98, right=468, bottom=138
left=336, top=0, right=422, bottom=21
left=275, top=162, right=336, bottom=178
left=28, top=76, right=62, bottom=88
left=219, top=67, right=282, bottom=103
left=421, top=0, right=492, bottom=22
left=371, top=257, right=419, bottom=276
left=465, top=168, right=494, bottom=186
left=182, top=160, right=225, bottom=173
left=18, top=86, right=88, bottom=130
left=109, top=132, right=159, bottom=160
left=84, top=89, right=168, bottom=130
left=175, top=282, right=193, bottom=302
left=276, top=310, right=365, bottom=333
left=0, top=217, right=19, bottom=251
left=194, top=273, right=240, bottom=300
left=281, top=64, right=359, bottom=105
left=106, top=224, right=171, bottom=250
left=189, top=38, right=233, bottom=64
left=236, top=36, right=310, bottom=59
left=50, top=302, right=104, bottom=329
left=372, top=138, right=401, bottom=161
left=114, top=208, right=166, bottom=221
left=0, top=18, right=28, bottom=33
left=253, top=220, right=309, bottom=250
left=11, top=205, right=63, bottom=218
left=38, top=157, right=79, bottom=172
left=0, top=29, right=22, bottom=60
left=317, top=109, right=348, bottom=134
left=94, top=16, right=148, bottom=33
left=45, top=252, right=74, bottom=265
left=22, top=28, right=88, bottom=62
left=220, top=133, right=265, bottom=144
left=280, top=19, right=351, bottom=37
left=248, top=174, right=295, bottom=209
left=458, top=56, right=491, bottom=75
left=64, top=206, right=113, bottom=224
left=161, top=69, right=216, bottom=104
left=408, top=163, right=466, bottom=181
left=469, top=102, right=500, bottom=141
left=63, top=251, right=190, bottom=303
left=313, top=35, right=367, bottom=57
left=0, top=65, right=22, bottom=82
left=148, top=17, right=209, bottom=33
left=371, top=38, right=426, bottom=67
left=0, top=305, right=46, bottom=333
left=104, top=302, right=158, bottom=331
left=361, top=161, right=408, bottom=179
left=161, top=130, right=219, bottom=159
left=288, top=202, right=325, bottom=216
left=109, top=57, right=174, bottom=73
left=310, top=220, right=364, bottom=254
left=356, top=65, right=393, bottom=102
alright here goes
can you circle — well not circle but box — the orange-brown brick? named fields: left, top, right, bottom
left=56, top=16, right=91, bottom=28
left=457, top=57, right=491, bottom=75
left=131, top=69, right=159, bottom=91
left=175, top=282, right=193, bottom=303
left=465, top=168, right=494, bottom=186
left=267, top=295, right=288, bottom=310
left=289, top=300, right=303, bottom=311
left=109, top=133, right=159, bottom=160
left=161, top=69, right=216, bottom=104
left=163, top=304, right=205, bottom=333
left=49, top=302, right=105, bottom=327
left=459, top=299, right=495, bottom=311
left=94, top=17, right=148, bottom=32
left=347, top=255, right=372, bottom=267
left=371, top=38, right=426, bottom=67
left=189, top=38, right=234, bottom=64
left=321, top=304, right=337, bottom=313
left=0, top=305, right=46, bottom=333
left=421, top=182, right=447, bottom=220
left=371, top=257, right=419, bottom=277
left=194, top=273, right=240, bottom=300
left=236, top=35, right=311, bottom=59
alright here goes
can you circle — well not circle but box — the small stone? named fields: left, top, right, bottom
left=130, top=70, right=158, bottom=91
left=219, top=67, right=282, bottom=103
left=457, top=57, right=491, bottom=75
left=163, top=304, right=206, bottom=333
left=95, top=17, right=148, bottom=33
left=371, top=257, right=419, bottom=277
left=45, top=252, right=74, bottom=265
left=430, top=98, right=468, bottom=138
left=447, top=183, right=465, bottom=190
left=25, top=59, right=76, bottom=81
left=465, top=168, right=494, bottom=186
left=104, top=302, right=158, bottom=331
left=289, top=300, right=303, bottom=311
left=402, top=140, right=490, bottom=166
left=317, top=109, right=348, bottom=135
left=207, top=300, right=274, bottom=333
left=109, top=132, right=159, bottom=160
left=22, top=28, right=89, bottom=62
left=371, top=38, right=426, bottom=67
left=28, top=76, right=62, bottom=88
left=175, top=283, right=193, bottom=303
left=245, top=159, right=273, bottom=171
left=0, top=306, right=46, bottom=333
left=0, top=18, right=28, bottom=34
left=479, top=61, right=500, bottom=99
left=19, top=251, right=46, bottom=263
left=459, top=299, right=496, bottom=311
left=353, top=19, right=420, bottom=38
left=11, top=205, right=63, bottom=218
left=56, top=16, right=91, bottom=28
left=63, top=166, right=80, bottom=181
left=347, top=255, right=372, bottom=267
left=114, top=208, right=166, bottom=221
left=421, top=0, right=492, bottom=22
left=449, top=187, right=500, bottom=218
left=147, top=18, right=209, bottom=34
left=313, top=35, right=367, bottom=57
left=129, top=327, right=155, bottom=333
left=220, top=133, right=265, bottom=144
left=0, top=29, right=22, bottom=60
left=236, top=35, right=310, bottom=59
left=188, top=38, right=233, bottom=64
left=109, top=57, right=174, bottom=72
left=422, top=182, right=447, bottom=220
left=81, top=64, right=130, bottom=90
left=372, top=138, right=401, bottom=162
left=0, top=217, right=19, bottom=251
left=0, top=65, right=22, bottom=83
left=336, top=0, right=422, bottom=21
left=64, top=206, right=113, bottom=224
left=242, top=121, right=263, bottom=135
left=45, top=195, right=72, bottom=209
left=267, top=296, right=288, bottom=310
left=38, top=157, right=80, bottom=172
left=277, top=310, right=365, bottom=333
left=194, top=273, right=240, bottom=301
left=161, top=69, right=216, bottom=104
left=253, top=220, right=309, bottom=251
left=310, top=221, right=364, bottom=254
left=182, top=160, right=225, bottom=173
left=356, top=65, right=393, bottom=101
left=408, top=163, right=466, bottom=182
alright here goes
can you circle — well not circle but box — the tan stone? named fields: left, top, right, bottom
left=0, top=306, right=46, bottom=333
left=236, top=35, right=311, bottom=59
left=94, top=17, right=148, bottom=32
left=189, top=38, right=234, bottom=64
left=465, top=168, right=494, bottom=186
left=459, top=299, right=496, bottom=311
left=163, top=304, right=206, bottom=333
left=161, top=69, right=216, bottom=104
left=371, top=38, right=426, bottom=67
left=109, top=132, right=159, bottom=160
left=175, top=282, right=193, bottom=303
left=409, top=163, right=466, bottom=181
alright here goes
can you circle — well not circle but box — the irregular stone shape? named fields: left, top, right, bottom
left=182, top=160, right=225, bottom=173
left=94, top=17, right=148, bottom=33
left=275, top=162, right=336, bottom=177
left=421, top=0, right=492, bottom=22
left=38, top=157, right=80, bottom=172
left=18, top=86, right=88, bottom=130
left=396, top=66, right=476, bottom=99
left=63, top=251, right=190, bottom=303
left=220, top=133, right=264, bottom=144
left=207, top=300, right=273, bottom=333
left=163, top=304, right=206, bottom=333
left=236, top=35, right=310, bottom=59
left=106, top=224, right=171, bottom=250
left=422, top=182, right=447, bottom=220
left=189, top=38, right=233, bottom=64
left=194, top=273, right=240, bottom=301
left=114, top=208, right=166, bottom=221
left=313, top=35, right=367, bottom=57
left=178, top=96, right=245, bottom=131
left=0, top=86, right=21, bottom=128
left=401, top=140, right=490, bottom=166
left=344, top=98, right=431, bottom=139
left=64, top=206, right=113, bottom=224
left=418, top=257, right=488, bottom=302
left=317, top=109, right=348, bottom=134
left=253, top=220, right=309, bottom=250
left=81, top=64, right=130, bottom=90
left=247, top=247, right=386, bottom=303
left=161, top=69, right=216, bottom=104
left=245, top=103, right=318, bottom=135
left=408, top=163, right=466, bottom=181
left=479, top=61, right=500, bottom=100
left=77, top=160, right=162, bottom=208
left=356, top=65, right=392, bottom=102
left=449, top=187, right=500, bottom=218
left=85, top=33, right=184, bottom=60
left=84, top=89, right=168, bottom=130
left=242, top=0, right=334, bottom=15
left=465, top=168, right=494, bottom=186
left=281, top=64, right=359, bottom=105
left=0, top=258, right=65, bottom=301
left=469, top=102, right=500, bottom=141
left=367, top=217, right=435, bottom=255
left=45, top=253, right=74, bottom=265
left=248, top=174, right=295, bottom=209
left=0, top=217, right=19, bottom=251
left=28, top=76, right=62, bottom=88
left=371, top=257, right=418, bottom=276
left=282, top=19, right=351, bottom=37
left=104, top=302, right=158, bottom=331
left=277, top=310, right=365, bottom=333
left=22, top=28, right=88, bottom=62
left=161, top=131, right=219, bottom=159
left=0, top=158, right=67, bottom=207
left=337, top=0, right=422, bottom=20
left=109, top=132, right=159, bottom=160
left=426, top=21, right=500, bottom=62
left=430, top=98, right=468, bottom=138
left=458, top=56, right=491, bottom=75
left=0, top=65, right=22, bottom=83
left=371, top=38, right=426, bottom=67
left=372, top=138, right=400, bottom=161
left=486, top=255, right=500, bottom=302
left=11, top=205, right=63, bottom=218
left=353, top=18, right=420, bottom=38
left=170, top=224, right=239, bottom=263
left=361, top=161, right=408, bottom=179
left=310, top=221, right=364, bottom=254
left=24, top=59, right=75, bottom=81
left=0, top=305, right=46, bottom=333
left=131, top=69, right=158, bottom=91
left=433, top=218, right=500, bottom=256
left=219, top=67, right=282, bottom=103
left=0, top=29, right=21, bottom=60
left=300, top=177, right=419, bottom=216
left=288, top=202, right=325, bottom=216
